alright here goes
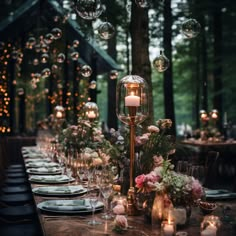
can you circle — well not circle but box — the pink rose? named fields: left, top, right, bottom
left=153, top=155, right=164, bottom=167
left=113, top=204, right=125, bottom=215
left=135, top=174, right=146, bottom=188
left=191, top=179, right=203, bottom=199
left=145, top=171, right=159, bottom=183
left=147, top=125, right=160, bottom=133
left=114, top=215, right=128, bottom=229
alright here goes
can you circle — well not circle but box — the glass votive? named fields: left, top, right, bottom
left=111, top=195, right=128, bottom=215
left=161, top=220, right=176, bottom=236
left=201, top=215, right=221, bottom=236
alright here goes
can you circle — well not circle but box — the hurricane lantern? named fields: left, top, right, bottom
left=83, top=102, right=99, bottom=122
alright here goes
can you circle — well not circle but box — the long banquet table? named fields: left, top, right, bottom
left=22, top=146, right=236, bottom=236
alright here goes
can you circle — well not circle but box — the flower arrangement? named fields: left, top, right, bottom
left=135, top=155, right=204, bottom=206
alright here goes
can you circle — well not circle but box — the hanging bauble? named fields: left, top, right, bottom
left=70, top=51, right=79, bottom=61
left=57, top=53, right=66, bottom=63
left=11, top=50, right=18, bottom=60
left=97, top=21, right=115, bottom=40
left=153, top=50, right=169, bottom=72
left=0, top=41, right=5, bottom=50
left=51, top=28, right=62, bottom=40
left=73, top=39, right=80, bottom=48
left=51, top=64, right=58, bottom=73
left=41, top=68, right=51, bottom=78
left=34, top=44, right=41, bottom=53
left=41, top=44, right=49, bottom=53
left=109, top=70, right=119, bottom=80
left=81, top=65, right=92, bottom=77
left=89, top=80, right=97, bottom=89
left=181, top=18, right=201, bottom=38
left=44, top=33, right=54, bottom=44
left=28, top=37, right=36, bottom=47
left=75, top=0, right=104, bottom=20
left=33, top=58, right=39, bottom=66
left=135, top=0, right=150, bottom=8
left=41, top=53, right=49, bottom=64
left=32, top=73, right=41, bottom=82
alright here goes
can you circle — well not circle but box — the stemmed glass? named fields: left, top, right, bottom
left=87, top=186, right=102, bottom=225
left=189, top=165, right=206, bottom=185
left=99, top=166, right=114, bottom=220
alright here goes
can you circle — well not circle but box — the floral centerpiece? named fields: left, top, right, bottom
left=134, top=119, right=204, bottom=224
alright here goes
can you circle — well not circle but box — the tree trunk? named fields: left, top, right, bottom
left=130, top=0, right=153, bottom=127
left=213, top=2, right=223, bottom=129
left=163, top=0, right=176, bottom=135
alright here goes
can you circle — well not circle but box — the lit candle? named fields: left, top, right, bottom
left=56, top=111, right=63, bottom=118
left=161, top=220, right=175, bottom=236
left=163, top=223, right=174, bottom=236
left=211, top=113, right=218, bottom=119
left=125, top=93, right=140, bottom=107
left=87, top=110, right=96, bottom=119
left=201, top=225, right=217, bottom=236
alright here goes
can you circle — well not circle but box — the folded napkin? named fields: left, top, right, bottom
left=42, top=200, right=89, bottom=211
left=36, top=186, right=84, bottom=194
left=205, top=189, right=236, bottom=199
left=30, top=175, right=70, bottom=182
left=29, top=167, right=60, bottom=173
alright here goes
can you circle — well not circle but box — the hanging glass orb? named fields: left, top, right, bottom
left=41, top=68, right=51, bottom=78
left=51, top=64, right=58, bottom=73
left=73, top=39, right=80, bottom=48
left=57, top=53, right=66, bottom=63
left=53, top=15, right=60, bottom=22
left=97, top=21, right=115, bottom=40
left=28, top=37, right=36, bottom=47
left=0, top=41, right=5, bottom=50
left=181, top=18, right=201, bottom=38
left=75, top=0, right=104, bottom=20
left=11, top=50, right=18, bottom=60
left=153, top=50, right=169, bottom=72
left=51, top=28, right=62, bottom=40
left=34, top=44, right=41, bottom=53
left=70, top=51, right=79, bottom=61
left=33, top=58, right=39, bottom=66
left=135, top=0, right=150, bottom=8
left=44, top=33, right=54, bottom=44
left=41, top=44, right=49, bottom=53
left=80, top=65, right=92, bottom=77
left=54, top=105, right=65, bottom=119
left=83, top=102, right=99, bottom=121
left=89, top=80, right=97, bottom=89
left=109, top=70, right=119, bottom=80
left=41, top=53, right=49, bottom=64
left=32, top=73, right=41, bottom=82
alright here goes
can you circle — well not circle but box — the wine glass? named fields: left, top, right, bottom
left=176, top=160, right=190, bottom=175
left=99, top=167, right=114, bottom=220
left=189, top=165, right=206, bottom=185
left=87, top=187, right=102, bottom=225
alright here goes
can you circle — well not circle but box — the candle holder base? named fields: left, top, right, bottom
left=127, top=187, right=139, bottom=216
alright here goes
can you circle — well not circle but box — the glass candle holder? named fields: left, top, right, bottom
left=111, top=194, right=128, bottom=216
left=83, top=102, right=99, bottom=122
left=161, top=220, right=176, bottom=236
left=201, top=215, right=221, bottom=236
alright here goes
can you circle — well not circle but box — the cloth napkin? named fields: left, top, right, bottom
left=205, top=189, right=236, bottom=199
left=42, top=200, right=89, bottom=211
left=27, top=162, right=59, bottom=168
left=30, top=175, right=70, bottom=182
left=29, top=167, right=60, bottom=173
left=36, top=186, right=84, bottom=194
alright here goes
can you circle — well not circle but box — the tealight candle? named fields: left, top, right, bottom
left=201, top=215, right=221, bottom=236
left=87, top=110, right=96, bottom=119
left=161, top=220, right=176, bottom=236
left=56, top=111, right=63, bottom=118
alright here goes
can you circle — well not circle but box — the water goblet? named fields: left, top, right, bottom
left=87, top=188, right=102, bottom=225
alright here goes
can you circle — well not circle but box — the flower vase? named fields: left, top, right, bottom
left=172, top=204, right=192, bottom=228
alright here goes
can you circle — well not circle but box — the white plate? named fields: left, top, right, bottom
left=25, top=158, right=51, bottom=163
left=26, top=162, right=60, bottom=168
left=29, top=175, right=74, bottom=184
left=32, top=185, right=87, bottom=196
left=27, top=168, right=62, bottom=175
left=37, top=199, right=104, bottom=214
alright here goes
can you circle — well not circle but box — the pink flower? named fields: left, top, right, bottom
left=114, top=215, right=128, bottom=229
left=148, top=125, right=160, bottom=133
left=153, top=155, right=164, bottom=167
left=113, top=204, right=125, bottom=215
left=135, top=174, right=146, bottom=188
left=191, top=179, right=203, bottom=199
left=145, top=171, right=159, bottom=183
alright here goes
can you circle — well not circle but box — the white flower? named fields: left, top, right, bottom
left=114, top=215, right=128, bottom=229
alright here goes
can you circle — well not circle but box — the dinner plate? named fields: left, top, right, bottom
left=29, top=175, right=74, bottom=184
left=26, top=167, right=62, bottom=175
left=32, top=185, right=87, bottom=197
left=37, top=199, right=104, bottom=214
left=25, top=158, right=51, bottom=163
left=26, top=162, right=60, bottom=168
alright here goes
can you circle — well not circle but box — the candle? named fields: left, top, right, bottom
left=56, top=111, right=63, bottom=118
left=163, top=223, right=174, bottom=236
left=224, top=112, right=228, bottom=124
left=161, top=220, right=175, bottom=236
left=125, top=93, right=140, bottom=107
left=87, top=110, right=96, bottom=119
left=201, top=225, right=217, bottom=236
